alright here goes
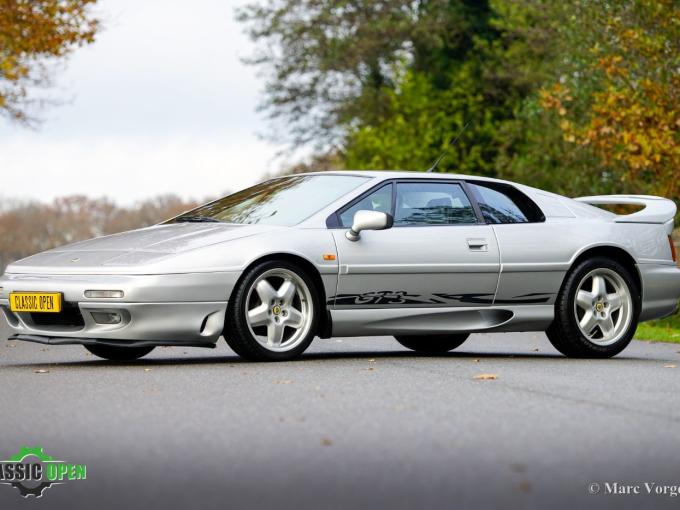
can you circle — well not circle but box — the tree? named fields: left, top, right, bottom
left=343, top=0, right=555, bottom=175
left=0, top=0, right=99, bottom=122
left=540, top=0, right=679, bottom=199
left=344, top=66, right=499, bottom=174
left=240, top=0, right=558, bottom=176
left=237, top=0, right=499, bottom=151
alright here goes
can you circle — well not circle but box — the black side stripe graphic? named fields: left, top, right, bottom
left=328, top=291, right=494, bottom=306
left=328, top=291, right=554, bottom=306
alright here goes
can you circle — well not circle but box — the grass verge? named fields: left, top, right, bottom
left=634, top=311, right=680, bottom=344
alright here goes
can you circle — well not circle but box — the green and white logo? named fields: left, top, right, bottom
left=0, top=446, right=87, bottom=498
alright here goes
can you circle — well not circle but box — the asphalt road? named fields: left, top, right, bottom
left=1, top=319, right=679, bottom=510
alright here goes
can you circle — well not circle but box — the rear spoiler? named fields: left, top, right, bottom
left=575, top=195, right=677, bottom=235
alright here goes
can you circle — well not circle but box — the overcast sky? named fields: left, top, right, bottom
left=0, top=0, right=285, bottom=205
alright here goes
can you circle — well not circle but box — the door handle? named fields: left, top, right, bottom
left=467, top=238, right=488, bottom=251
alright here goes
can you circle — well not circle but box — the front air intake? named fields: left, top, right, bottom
left=30, top=304, right=85, bottom=328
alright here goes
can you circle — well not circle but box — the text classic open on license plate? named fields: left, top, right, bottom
left=9, top=292, right=63, bottom=313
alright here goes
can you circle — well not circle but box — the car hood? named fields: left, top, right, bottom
left=6, top=223, right=277, bottom=274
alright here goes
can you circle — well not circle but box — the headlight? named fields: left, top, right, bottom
left=84, top=290, right=124, bottom=299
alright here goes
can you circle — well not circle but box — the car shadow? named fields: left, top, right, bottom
left=1, top=347, right=656, bottom=369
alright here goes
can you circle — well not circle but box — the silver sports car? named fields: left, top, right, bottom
left=1, top=171, right=679, bottom=361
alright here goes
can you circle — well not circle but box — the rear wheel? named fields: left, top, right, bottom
left=84, top=344, right=155, bottom=361
left=546, top=257, right=639, bottom=358
left=395, top=333, right=469, bottom=354
left=225, top=260, right=319, bottom=361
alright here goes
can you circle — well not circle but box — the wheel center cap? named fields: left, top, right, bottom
left=595, top=302, right=604, bottom=312
left=272, top=305, right=282, bottom=315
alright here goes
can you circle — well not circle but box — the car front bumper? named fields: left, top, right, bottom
left=0, top=272, right=240, bottom=345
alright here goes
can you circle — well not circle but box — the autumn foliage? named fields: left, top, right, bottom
left=540, top=0, right=679, bottom=199
left=0, top=0, right=99, bottom=121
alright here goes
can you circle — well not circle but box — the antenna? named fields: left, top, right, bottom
left=426, top=121, right=470, bottom=173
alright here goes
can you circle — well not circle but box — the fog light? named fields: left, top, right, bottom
left=84, top=290, right=124, bottom=299
left=91, top=312, right=122, bottom=325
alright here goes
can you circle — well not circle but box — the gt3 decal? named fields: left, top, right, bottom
left=329, top=291, right=494, bottom=306
left=329, top=291, right=553, bottom=306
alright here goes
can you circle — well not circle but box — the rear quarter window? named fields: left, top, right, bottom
left=468, top=182, right=545, bottom=224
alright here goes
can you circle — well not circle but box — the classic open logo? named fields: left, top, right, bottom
left=0, top=446, right=87, bottom=498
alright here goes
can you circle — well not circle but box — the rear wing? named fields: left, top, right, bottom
left=575, top=195, right=677, bottom=235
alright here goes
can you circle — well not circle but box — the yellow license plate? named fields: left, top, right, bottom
left=9, top=292, right=63, bottom=313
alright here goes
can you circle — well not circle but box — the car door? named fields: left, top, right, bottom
left=330, top=180, right=500, bottom=308
left=466, top=180, right=561, bottom=305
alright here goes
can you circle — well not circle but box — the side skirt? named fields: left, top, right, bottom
left=329, top=305, right=554, bottom=337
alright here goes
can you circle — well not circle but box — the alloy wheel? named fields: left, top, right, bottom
left=573, top=268, right=633, bottom=346
left=244, top=268, right=314, bottom=352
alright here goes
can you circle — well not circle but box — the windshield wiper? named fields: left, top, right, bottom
left=174, top=215, right=222, bottom=223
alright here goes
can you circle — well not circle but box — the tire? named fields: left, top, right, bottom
left=84, top=344, right=155, bottom=361
left=395, top=333, right=470, bottom=354
left=546, top=257, right=640, bottom=358
left=225, top=260, right=320, bottom=361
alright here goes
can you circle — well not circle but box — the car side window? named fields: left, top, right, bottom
left=467, top=182, right=539, bottom=224
left=394, top=182, right=477, bottom=226
left=339, top=184, right=393, bottom=228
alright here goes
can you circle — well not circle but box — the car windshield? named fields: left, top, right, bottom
left=169, top=174, right=369, bottom=226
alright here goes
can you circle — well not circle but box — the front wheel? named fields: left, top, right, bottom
left=395, top=333, right=470, bottom=354
left=546, top=257, right=639, bottom=358
left=84, top=344, right=155, bottom=361
left=224, top=260, right=319, bottom=361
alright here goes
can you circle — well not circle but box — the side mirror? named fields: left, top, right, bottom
left=345, top=210, right=393, bottom=242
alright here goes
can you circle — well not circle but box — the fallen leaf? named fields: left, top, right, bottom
left=321, top=438, right=333, bottom=446
left=531, top=348, right=540, bottom=352
left=515, top=480, right=532, bottom=493
left=473, top=373, right=498, bottom=380
left=368, top=359, right=376, bottom=362
left=664, top=364, right=676, bottom=369
left=276, top=379, right=293, bottom=384
left=8, top=344, right=16, bottom=348
left=474, top=359, right=480, bottom=363
left=364, top=367, right=374, bottom=371
left=34, top=369, right=49, bottom=374
left=144, top=368, right=152, bottom=372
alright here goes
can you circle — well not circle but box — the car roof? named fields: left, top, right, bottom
left=287, top=170, right=513, bottom=185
